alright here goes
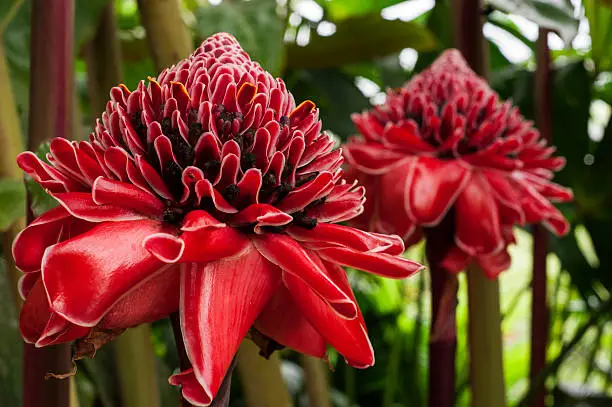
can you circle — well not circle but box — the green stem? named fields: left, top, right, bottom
left=467, top=267, right=507, bottom=407
left=114, top=326, right=161, bottom=407
left=236, top=340, right=293, bottom=407
left=382, top=332, right=403, bottom=407
left=84, top=3, right=123, bottom=117
left=301, top=354, right=331, bottom=407
left=136, top=0, right=193, bottom=71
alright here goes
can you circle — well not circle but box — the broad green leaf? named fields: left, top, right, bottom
left=488, top=0, right=578, bottom=44
left=286, top=68, right=370, bottom=140
left=584, top=0, right=612, bottom=72
left=487, top=11, right=536, bottom=52
left=0, top=179, right=25, bottom=231
left=315, top=0, right=404, bottom=21
left=194, top=0, right=284, bottom=75
left=286, top=14, right=437, bottom=70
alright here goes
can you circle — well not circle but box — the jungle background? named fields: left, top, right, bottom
left=1, top=0, right=612, bottom=406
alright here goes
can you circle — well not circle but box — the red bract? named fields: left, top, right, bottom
left=14, top=33, right=423, bottom=405
left=344, top=50, right=572, bottom=278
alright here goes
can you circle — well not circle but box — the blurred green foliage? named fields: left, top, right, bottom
left=2, top=0, right=612, bottom=406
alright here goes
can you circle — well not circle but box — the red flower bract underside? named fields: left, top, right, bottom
left=14, top=33, right=423, bottom=406
left=345, top=49, right=573, bottom=278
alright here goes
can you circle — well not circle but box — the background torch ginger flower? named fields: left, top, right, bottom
left=344, top=49, right=573, bottom=278
left=12, top=33, right=423, bottom=406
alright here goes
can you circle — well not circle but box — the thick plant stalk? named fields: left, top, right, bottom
left=114, top=327, right=161, bottom=407
left=530, top=28, right=552, bottom=407
left=467, top=267, right=507, bottom=407
left=137, top=0, right=193, bottom=71
left=236, top=340, right=293, bottom=407
left=84, top=7, right=162, bottom=407
left=24, top=1, right=74, bottom=406
left=425, top=216, right=458, bottom=407
left=301, top=354, right=331, bottom=407
left=0, top=41, right=25, bottom=310
left=451, top=0, right=506, bottom=406
left=84, top=3, right=122, bottom=117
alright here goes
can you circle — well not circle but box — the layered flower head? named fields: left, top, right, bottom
left=13, top=33, right=423, bottom=405
left=345, top=50, right=572, bottom=278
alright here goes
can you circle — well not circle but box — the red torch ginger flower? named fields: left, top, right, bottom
left=344, top=50, right=572, bottom=278
left=13, top=33, right=423, bottom=405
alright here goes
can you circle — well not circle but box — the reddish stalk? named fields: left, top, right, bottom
left=530, top=28, right=552, bottom=407
left=425, top=215, right=458, bottom=407
left=24, top=1, right=74, bottom=406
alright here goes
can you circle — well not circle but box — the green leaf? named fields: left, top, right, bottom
left=286, top=68, right=371, bottom=140
left=0, top=179, right=25, bottom=231
left=488, top=0, right=578, bottom=44
left=584, top=0, right=612, bottom=72
left=194, top=0, right=284, bottom=75
left=315, top=0, right=404, bottom=21
left=286, top=13, right=437, bottom=70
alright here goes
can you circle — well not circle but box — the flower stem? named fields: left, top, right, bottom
left=114, top=327, right=161, bottom=407
left=24, top=1, right=75, bottom=406
left=236, top=340, right=293, bottom=407
left=301, top=354, right=331, bottom=407
left=136, top=0, right=193, bottom=71
left=467, top=267, right=507, bottom=407
left=530, top=28, right=552, bottom=407
left=425, top=216, right=458, bottom=407
left=84, top=3, right=123, bottom=117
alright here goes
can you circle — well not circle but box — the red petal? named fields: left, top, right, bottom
left=343, top=142, right=408, bottom=175
left=179, top=249, right=280, bottom=403
left=283, top=262, right=374, bottom=368
left=181, top=210, right=226, bottom=231
left=20, top=279, right=89, bottom=345
left=253, top=234, right=357, bottom=319
left=230, top=204, right=293, bottom=232
left=440, top=245, right=471, bottom=274
left=483, top=169, right=525, bottom=225
left=476, top=250, right=511, bottom=279
left=276, top=172, right=334, bottom=213
left=18, top=272, right=40, bottom=299
left=255, top=285, right=326, bottom=358
left=42, top=220, right=168, bottom=326
left=53, top=192, right=148, bottom=222
left=12, top=206, right=71, bottom=272
left=383, top=122, right=435, bottom=153
left=92, top=177, right=165, bottom=217
left=317, top=247, right=424, bottom=279
left=100, top=265, right=180, bottom=329
left=144, top=215, right=249, bottom=264
left=375, top=161, right=417, bottom=240
left=405, top=157, right=471, bottom=226
left=169, top=369, right=210, bottom=407
left=287, top=223, right=404, bottom=255
left=454, top=174, right=504, bottom=256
